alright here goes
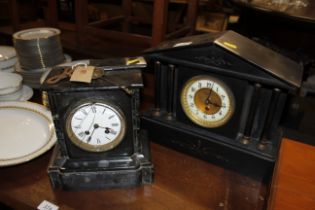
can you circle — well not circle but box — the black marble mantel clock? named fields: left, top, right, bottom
left=142, top=30, right=303, bottom=172
left=42, top=66, right=153, bottom=190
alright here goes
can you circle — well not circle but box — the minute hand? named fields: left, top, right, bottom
left=205, top=83, right=214, bottom=105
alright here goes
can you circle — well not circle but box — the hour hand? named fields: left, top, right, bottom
left=104, top=127, right=117, bottom=135
left=105, top=127, right=110, bottom=134
left=211, top=102, right=221, bottom=107
left=98, top=125, right=117, bottom=135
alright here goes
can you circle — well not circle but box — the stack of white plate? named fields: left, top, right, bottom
left=13, top=27, right=65, bottom=70
left=0, top=72, right=33, bottom=102
left=15, top=54, right=72, bottom=89
left=13, top=27, right=71, bottom=89
left=0, top=46, right=17, bottom=73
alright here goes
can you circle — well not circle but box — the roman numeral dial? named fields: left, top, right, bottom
left=66, top=101, right=126, bottom=152
left=180, top=75, right=235, bottom=128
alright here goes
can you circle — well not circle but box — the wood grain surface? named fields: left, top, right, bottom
left=268, top=138, right=315, bottom=210
left=0, top=142, right=268, bottom=210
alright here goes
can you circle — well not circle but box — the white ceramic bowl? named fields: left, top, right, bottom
left=0, top=46, right=17, bottom=70
left=0, top=66, right=15, bottom=73
left=0, top=86, right=22, bottom=101
left=0, top=72, right=23, bottom=95
left=0, top=85, right=33, bottom=101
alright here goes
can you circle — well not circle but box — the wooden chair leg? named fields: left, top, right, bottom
left=151, top=0, right=169, bottom=46
left=187, top=0, right=199, bottom=35
left=8, top=0, right=19, bottom=31
left=75, top=0, right=88, bottom=46
left=47, top=0, right=58, bottom=27
left=122, top=0, right=132, bottom=32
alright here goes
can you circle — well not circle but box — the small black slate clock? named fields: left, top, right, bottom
left=42, top=65, right=153, bottom=190
left=142, top=31, right=303, bottom=174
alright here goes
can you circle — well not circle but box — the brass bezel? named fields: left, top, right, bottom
left=65, top=100, right=126, bottom=152
left=180, top=75, right=235, bottom=128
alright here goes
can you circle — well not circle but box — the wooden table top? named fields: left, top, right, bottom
left=0, top=141, right=268, bottom=210
left=268, top=138, right=315, bottom=210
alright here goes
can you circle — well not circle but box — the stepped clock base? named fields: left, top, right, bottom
left=48, top=132, right=154, bottom=191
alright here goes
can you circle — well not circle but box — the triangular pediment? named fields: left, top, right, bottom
left=145, top=31, right=303, bottom=89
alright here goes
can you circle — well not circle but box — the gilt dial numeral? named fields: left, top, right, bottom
left=181, top=76, right=234, bottom=128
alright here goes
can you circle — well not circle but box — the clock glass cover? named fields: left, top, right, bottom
left=66, top=102, right=126, bottom=152
left=181, top=75, right=235, bottom=128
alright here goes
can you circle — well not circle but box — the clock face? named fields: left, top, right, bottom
left=65, top=101, right=126, bottom=152
left=180, top=75, right=235, bottom=128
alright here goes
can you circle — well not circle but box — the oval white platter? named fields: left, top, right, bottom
left=0, top=101, right=56, bottom=167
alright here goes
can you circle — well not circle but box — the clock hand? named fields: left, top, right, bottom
left=84, top=112, right=96, bottom=141
left=78, top=105, right=94, bottom=127
left=87, top=123, right=99, bottom=142
left=208, top=101, right=225, bottom=107
left=205, top=84, right=214, bottom=105
left=205, top=101, right=221, bottom=111
left=105, top=127, right=110, bottom=134
left=204, top=86, right=215, bottom=111
left=214, top=103, right=226, bottom=108
left=211, top=102, right=221, bottom=107
left=88, top=112, right=96, bottom=129
left=98, top=125, right=116, bottom=134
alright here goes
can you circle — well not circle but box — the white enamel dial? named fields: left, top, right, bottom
left=181, top=75, right=235, bottom=128
left=66, top=102, right=126, bottom=152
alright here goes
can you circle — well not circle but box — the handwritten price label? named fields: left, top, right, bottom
left=70, top=66, right=95, bottom=83
left=37, top=200, right=59, bottom=210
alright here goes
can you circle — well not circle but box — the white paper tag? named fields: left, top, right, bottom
left=70, top=66, right=95, bottom=83
left=37, top=200, right=59, bottom=210
left=173, top=41, right=192, bottom=48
